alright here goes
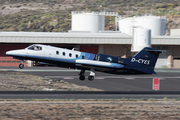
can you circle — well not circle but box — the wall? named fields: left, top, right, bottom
left=98, top=45, right=131, bottom=58
left=170, top=29, right=180, bottom=36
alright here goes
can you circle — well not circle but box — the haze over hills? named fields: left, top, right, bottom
left=0, top=0, right=180, bottom=34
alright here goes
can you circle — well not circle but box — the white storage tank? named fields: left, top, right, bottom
left=135, top=16, right=166, bottom=36
left=118, top=16, right=166, bottom=36
left=71, top=11, right=105, bottom=33
left=118, top=18, right=135, bottom=35
left=131, top=27, right=151, bottom=52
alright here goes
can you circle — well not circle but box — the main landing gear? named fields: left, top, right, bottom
left=79, top=69, right=95, bottom=81
left=19, top=61, right=25, bottom=69
left=88, top=69, right=95, bottom=81
left=79, top=70, right=85, bottom=81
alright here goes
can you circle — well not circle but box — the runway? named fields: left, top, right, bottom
left=1, top=67, right=180, bottom=91
left=1, top=67, right=180, bottom=99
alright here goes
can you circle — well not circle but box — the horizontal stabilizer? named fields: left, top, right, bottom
left=145, top=49, right=167, bottom=53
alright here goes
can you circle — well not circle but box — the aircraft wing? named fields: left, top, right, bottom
left=75, top=59, right=124, bottom=70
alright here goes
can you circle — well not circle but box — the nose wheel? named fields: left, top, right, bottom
left=19, top=60, right=25, bottom=69
left=19, top=63, right=24, bottom=69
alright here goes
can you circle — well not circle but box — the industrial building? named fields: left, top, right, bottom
left=1, top=11, right=180, bottom=68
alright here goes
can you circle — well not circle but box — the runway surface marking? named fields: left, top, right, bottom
left=95, top=77, right=105, bottom=79
left=0, top=69, right=80, bottom=72
left=63, top=77, right=74, bottom=79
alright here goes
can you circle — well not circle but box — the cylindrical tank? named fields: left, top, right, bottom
left=131, top=27, right=151, bottom=52
left=136, top=16, right=166, bottom=36
left=71, top=12, right=105, bottom=33
left=118, top=16, right=166, bottom=36
left=118, top=18, right=136, bottom=35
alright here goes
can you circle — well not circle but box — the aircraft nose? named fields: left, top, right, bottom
left=6, top=49, right=25, bottom=56
left=6, top=50, right=13, bottom=56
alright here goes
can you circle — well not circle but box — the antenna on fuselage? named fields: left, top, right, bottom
left=72, top=48, right=75, bottom=51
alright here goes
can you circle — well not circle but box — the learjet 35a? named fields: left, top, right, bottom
left=6, top=44, right=162, bottom=81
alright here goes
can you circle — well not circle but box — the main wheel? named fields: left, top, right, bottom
left=19, top=64, right=24, bottom=69
left=79, top=75, right=85, bottom=81
left=88, top=76, right=94, bottom=81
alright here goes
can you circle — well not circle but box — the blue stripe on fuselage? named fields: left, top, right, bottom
left=11, top=52, right=96, bottom=64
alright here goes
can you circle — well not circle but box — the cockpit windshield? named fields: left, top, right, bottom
left=27, top=45, right=42, bottom=51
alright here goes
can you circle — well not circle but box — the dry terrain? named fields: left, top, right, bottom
left=0, top=71, right=102, bottom=91
left=0, top=3, right=74, bottom=15
left=0, top=100, right=179, bottom=120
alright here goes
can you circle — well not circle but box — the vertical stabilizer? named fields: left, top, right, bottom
left=130, top=47, right=162, bottom=74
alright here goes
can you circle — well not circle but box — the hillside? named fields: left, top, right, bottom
left=0, top=0, right=180, bottom=33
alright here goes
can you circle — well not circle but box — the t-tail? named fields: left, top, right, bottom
left=127, top=47, right=163, bottom=74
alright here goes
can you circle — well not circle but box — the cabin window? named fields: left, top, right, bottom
left=62, top=52, right=65, bottom=56
left=76, top=54, right=78, bottom=58
left=82, top=55, right=85, bottom=59
left=69, top=53, right=72, bottom=57
left=56, top=51, right=59, bottom=55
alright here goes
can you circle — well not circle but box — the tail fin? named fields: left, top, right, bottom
left=130, top=47, right=162, bottom=74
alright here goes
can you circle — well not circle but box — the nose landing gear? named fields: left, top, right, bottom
left=19, top=60, right=25, bottom=69
left=19, top=64, right=24, bottom=69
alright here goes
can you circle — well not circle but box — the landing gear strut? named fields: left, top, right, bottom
left=79, top=70, right=85, bottom=81
left=88, top=69, right=95, bottom=81
left=78, top=69, right=95, bottom=81
left=19, top=61, right=25, bottom=69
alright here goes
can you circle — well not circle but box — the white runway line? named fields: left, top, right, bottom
left=0, top=69, right=80, bottom=72
left=63, top=77, right=74, bottom=79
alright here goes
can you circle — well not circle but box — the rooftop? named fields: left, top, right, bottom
left=0, top=32, right=180, bottom=45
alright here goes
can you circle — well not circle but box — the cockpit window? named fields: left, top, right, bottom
left=28, top=45, right=42, bottom=51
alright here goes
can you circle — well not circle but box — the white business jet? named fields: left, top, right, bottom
left=6, top=44, right=162, bottom=81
